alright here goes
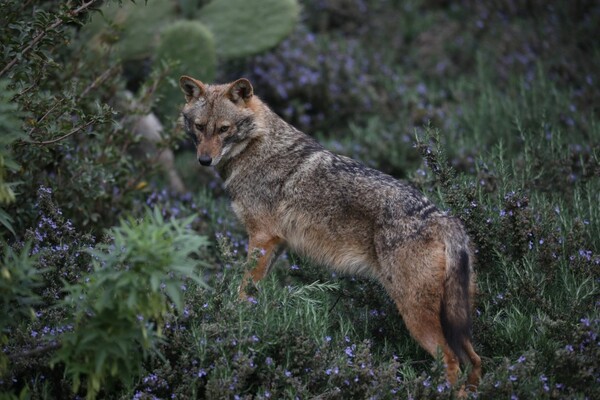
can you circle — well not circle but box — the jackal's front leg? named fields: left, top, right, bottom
left=239, top=235, right=282, bottom=300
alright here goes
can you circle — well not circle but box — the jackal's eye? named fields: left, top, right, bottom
left=195, top=123, right=205, bottom=132
left=219, top=125, right=230, bottom=133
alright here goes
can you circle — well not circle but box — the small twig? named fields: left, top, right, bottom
left=28, top=119, right=97, bottom=146
left=79, top=64, right=120, bottom=98
left=0, top=0, right=100, bottom=78
left=328, top=291, right=344, bottom=313
left=26, top=65, right=118, bottom=140
left=7, top=341, right=62, bottom=361
left=27, top=99, right=65, bottom=136
left=138, top=66, right=172, bottom=107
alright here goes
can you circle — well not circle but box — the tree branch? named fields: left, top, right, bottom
left=79, top=64, right=121, bottom=99
left=27, top=99, right=65, bottom=136
left=26, top=65, right=119, bottom=142
left=0, top=0, right=100, bottom=78
left=7, top=341, right=62, bottom=361
left=28, top=119, right=97, bottom=146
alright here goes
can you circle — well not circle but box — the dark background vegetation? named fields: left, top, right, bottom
left=1, top=0, right=599, bottom=398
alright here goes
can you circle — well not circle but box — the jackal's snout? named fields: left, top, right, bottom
left=198, top=154, right=212, bottom=166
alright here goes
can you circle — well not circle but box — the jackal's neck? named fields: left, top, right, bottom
left=216, top=104, right=315, bottom=183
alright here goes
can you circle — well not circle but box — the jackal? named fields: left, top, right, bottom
left=178, top=75, right=482, bottom=388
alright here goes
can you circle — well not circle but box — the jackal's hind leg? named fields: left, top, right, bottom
left=239, top=235, right=282, bottom=299
left=398, top=301, right=461, bottom=385
left=463, top=339, right=481, bottom=389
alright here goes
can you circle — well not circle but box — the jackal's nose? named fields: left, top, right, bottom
left=198, top=155, right=212, bottom=166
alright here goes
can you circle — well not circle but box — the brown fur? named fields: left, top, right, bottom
left=178, top=75, right=482, bottom=389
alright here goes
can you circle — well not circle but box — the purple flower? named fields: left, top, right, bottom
left=345, top=346, right=354, bottom=357
left=247, top=296, right=258, bottom=305
left=566, top=343, right=574, bottom=352
left=543, top=383, right=550, bottom=392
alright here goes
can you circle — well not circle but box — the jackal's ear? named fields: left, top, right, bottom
left=226, top=78, right=253, bottom=104
left=179, top=76, right=206, bottom=103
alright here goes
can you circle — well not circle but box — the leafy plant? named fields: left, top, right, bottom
left=0, top=242, right=40, bottom=374
left=53, top=207, right=209, bottom=399
left=0, top=80, right=27, bottom=236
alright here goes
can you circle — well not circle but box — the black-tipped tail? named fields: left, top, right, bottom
left=440, top=248, right=472, bottom=364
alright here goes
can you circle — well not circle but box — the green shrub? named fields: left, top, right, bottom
left=0, top=242, right=40, bottom=374
left=53, top=207, right=209, bottom=399
left=0, top=80, right=27, bottom=236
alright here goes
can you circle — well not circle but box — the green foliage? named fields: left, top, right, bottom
left=0, top=80, right=27, bottom=235
left=0, top=243, right=40, bottom=374
left=131, top=241, right=403, bottom=399
left=320, top=116, right=421, bottom=177
left=199, top=0, right=300, bottom=59
left=53, top=207, right=209, bottom=399
left=155, top=20, right=217, bottom=117
left=414, top=121, right=598, bottom=397
left=2, top=0, right=174, bottom=233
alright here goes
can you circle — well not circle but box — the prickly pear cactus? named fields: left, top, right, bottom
left=84, top=0, right=177, bottom=61
left=199, top=0, right=300, bottom=59
left=80, top=0, right=299, bottom=117
left=155, top=20, right=217, bottom=117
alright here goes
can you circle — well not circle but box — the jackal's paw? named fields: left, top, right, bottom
left=238, top=286, right=249, bottom=301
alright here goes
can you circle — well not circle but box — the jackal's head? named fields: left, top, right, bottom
left=179, top=76, right=261, bottom=167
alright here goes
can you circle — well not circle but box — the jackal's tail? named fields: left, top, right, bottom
left=440, top=230, right=474, bottom=366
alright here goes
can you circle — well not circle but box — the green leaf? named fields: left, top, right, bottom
left=199, top=0, right=299, bottom=59
left=95, top=350, right=107, bottom=374
left=164, top=282, right=183, bottom=312
left=0, top=209, right=15, bottom=236
left=150, top=273, right=161, bottom=292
